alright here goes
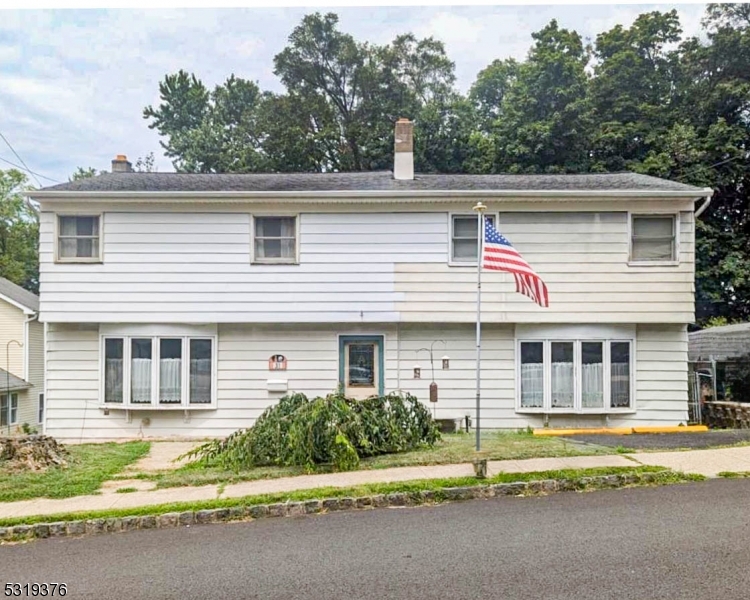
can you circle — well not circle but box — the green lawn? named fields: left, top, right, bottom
left=145, top=431, right=609, bottom=490
left=0, top=465, right=695, bottom=528
left=0, top=441, right=151, bottom=502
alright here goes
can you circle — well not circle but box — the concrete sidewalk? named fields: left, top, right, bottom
left=3, top=445, right=750, bottom=521
left=0, top=454, right=636, bottom=520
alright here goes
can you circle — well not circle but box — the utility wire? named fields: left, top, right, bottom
left=679, top=154, right=745, bottom=182
left=0, top=155, right=61, bottom=184
left=0, top=130, right=45, bottom=188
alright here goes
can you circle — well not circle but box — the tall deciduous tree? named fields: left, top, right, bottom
left=491, top=20, right=593, bottom=173
left=0, top=169, right=38, bottom=293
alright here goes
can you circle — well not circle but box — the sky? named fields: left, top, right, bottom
left=0, top=3, right=709, bottom=185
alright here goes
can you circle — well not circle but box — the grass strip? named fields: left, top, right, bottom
left=0, top=442, right=151, bottom=502
left=0, top=466, right=700, bottom=528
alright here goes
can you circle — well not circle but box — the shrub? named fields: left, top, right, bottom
left=186, top=391, right=440, bottom=471
left=726, top=355, right=750, bottom=403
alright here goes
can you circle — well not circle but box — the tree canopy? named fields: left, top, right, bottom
left=0, top=8, right=724, bottom=322
left=141, top=7, right=750, bottom=324
left=0, top=169, right=38, bottom=293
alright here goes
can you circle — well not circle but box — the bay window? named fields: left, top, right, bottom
left=102, top=336, right=215, bottom=408
left=517, top=339, right=633, bottom=413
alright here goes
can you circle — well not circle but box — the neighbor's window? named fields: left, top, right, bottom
left=450, top=214, right=495, bottom=263
left=38, top=393, right=45, bottom=424
left=103, top=336, right=215, bottom=407
left=0, top=393, right=18, bottom=426
left=254, top=216, right=297, bottom=263
left=631, top=215, right=676, bottom=262
left=58, top=215, right=100, bottom=261
left=517, top=339, right=633, bottom=412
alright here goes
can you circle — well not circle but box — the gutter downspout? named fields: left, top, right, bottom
left=23, top=312, right=38, bottom=382
left=695, top=193, right=713, bottom=219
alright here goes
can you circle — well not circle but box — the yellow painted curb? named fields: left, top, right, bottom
left=533, top=428, right=632, bottom=436
left=631, top=425, right=708, bottom=434
left=533, top=425, right=709, bottom=436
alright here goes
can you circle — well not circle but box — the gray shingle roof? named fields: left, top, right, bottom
left=0, top=367, right=31, bottom=391
left=36, top=171, right=706, bottom=194
left=0, top=277, right=38, bottom=312
left=689, top=322, right=750, bottom=362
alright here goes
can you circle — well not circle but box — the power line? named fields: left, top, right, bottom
left=0, top=155, right=61, bottom=184
left=0, top=130, right=43, bottom=188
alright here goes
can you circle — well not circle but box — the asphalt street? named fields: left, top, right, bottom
left=3, top=479, right=750, bottom=600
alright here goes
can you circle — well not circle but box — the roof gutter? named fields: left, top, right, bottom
left=694, top=192, right=714, bottom=218
left=29, top=188, right=714, bottom=202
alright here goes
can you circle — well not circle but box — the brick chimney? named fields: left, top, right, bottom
left=111, top=154, right=132, bottom=173
left=394, top=118, right=414, bottom=180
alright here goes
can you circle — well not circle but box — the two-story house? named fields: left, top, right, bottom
left=30, top=120, right=712, bottom=441
left=0, top=277, right=44, bottom=433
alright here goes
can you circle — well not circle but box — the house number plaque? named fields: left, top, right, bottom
left=269, top=355, right=287, bottom=371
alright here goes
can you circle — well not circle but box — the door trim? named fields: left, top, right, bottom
left=338, top=335, right=385, bottom=396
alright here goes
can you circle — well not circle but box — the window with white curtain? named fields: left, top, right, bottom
left=520, top=342, right=544, bottom=408
left=517, top=339, right=633, bottom=413
left=551, top=342, right=574, bottom=408
left=102, top=336, right=215, bottom=408
left=159, top=339, right=182, bottom=404
left=131, top=339, right=153, bottom=404
left=253, top=216, right=297, bottom=263
left=57, top=215, right=100, bottom=261
left=104, top=338, right=124, bottom=403
left=630, top=215, right=677, bottom=263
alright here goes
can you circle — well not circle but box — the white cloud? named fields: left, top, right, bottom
left=0, top=4, right=711, bottom=183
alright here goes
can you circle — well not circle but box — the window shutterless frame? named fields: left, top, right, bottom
left=515, top=338, right=635, bottom=414
left=250, top=213, right=300, bottom=264
left=54, top=213, right=104, bottom=263
left=99, top=335, right=217, bottom=410
left=447, top=212, right=497, bottom=266
left=627, top=211, right=680, bottom=266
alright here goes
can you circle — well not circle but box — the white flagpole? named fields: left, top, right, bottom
left=473, top=201, right=486, bottom=452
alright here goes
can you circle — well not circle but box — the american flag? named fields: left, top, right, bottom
left=482, top=218, right=549, bottom=308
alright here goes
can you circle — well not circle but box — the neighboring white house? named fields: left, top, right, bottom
left=30, top=121, right=713, bottom=442
left=0, top=277, right=44, bottom=433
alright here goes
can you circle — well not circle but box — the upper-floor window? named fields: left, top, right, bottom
left=450, top=214, right=495, bottom=265
left=57, top=215, right=101, bottom=262
left=253, top=216, right=297, bottom=264
left=630, top=214, right=677, bottom=263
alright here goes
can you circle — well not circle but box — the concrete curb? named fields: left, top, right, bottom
left=0, top=471, right=672, bottom=543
